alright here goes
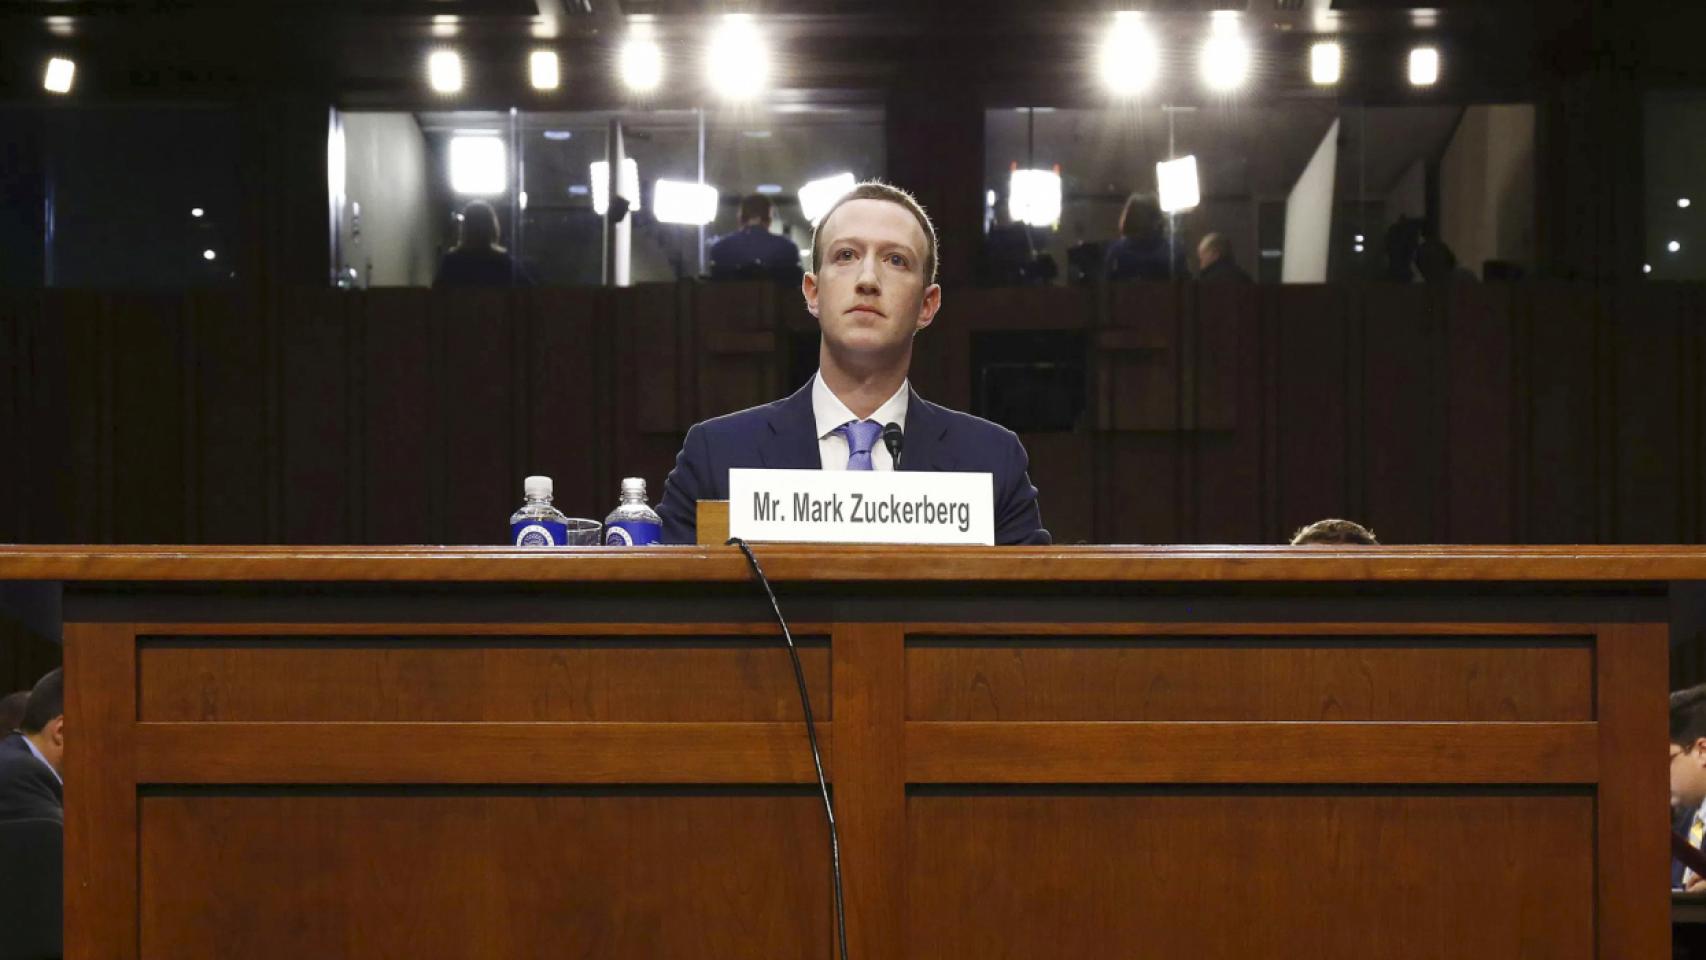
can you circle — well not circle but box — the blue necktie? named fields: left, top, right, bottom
left=839, top=419, right=883, bottom=471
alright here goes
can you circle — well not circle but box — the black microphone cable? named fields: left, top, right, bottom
left=727, top=536, right=850, bottom=960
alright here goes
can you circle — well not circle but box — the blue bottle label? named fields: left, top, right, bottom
left=604, top=519, right=661, bottom=546
left=512, top=519, right=569, bottom=547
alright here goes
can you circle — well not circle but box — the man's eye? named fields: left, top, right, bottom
left=887, top=254, right=909, bottom=268
left=835, top=249, right=855, bottom=261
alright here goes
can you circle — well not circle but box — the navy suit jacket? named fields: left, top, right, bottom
left=658, top=381, right=1050, bottom=545
left=0, top=733, right=62, bottom=824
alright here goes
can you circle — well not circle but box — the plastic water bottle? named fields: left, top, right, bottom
left=510, top=475, right=571, bottom=547
left=603, top=477, right=662, bottom=546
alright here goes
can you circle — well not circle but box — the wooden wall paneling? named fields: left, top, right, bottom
left=1099, top=282, right=1179, bottom=432
left=1608, top=285, right=1685, bottom=543
left=190, top=290, right=274, bottom=544
left=1593, top=622, right=1670, bottom=960
left=1444, top=283, right=1518, bottom=542
left=1359, top=283, right=1445, bottom=545
left=46, top=292, right=112, bottom=543
left=436, top=291, right=520, bottom=545
left=63, top=622, right=138, bottom=960
left=107, top=294, right=188, bottom=544
left=1191, top=285, right=1263, bottom=544
left=0, top=617, right=60, bottom=697
left=832, top=622, right=905, bottom=960
left=906, top=792, right=1594, bottom=959
left=529, top=288, right=618, bottom=523
left=276, top=288, right=355, bottom=544
left=1020, top=431, right=1093, bottom=545
left=1271, top=285, right=1353, bottom=538
left=692, top=281, right=779, bottom=424
left=358, top=289, right=439, bottom=544
left=1523, top=284, right=1601, bottom=543
left=0, top=292, right=30, bottom=542
left=140, top=792, right=833, bottom=959
left=626, top=282, right=683, bottom=435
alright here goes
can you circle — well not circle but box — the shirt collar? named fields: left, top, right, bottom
left=20, top=735, right=61, bottom=786
left=811, top=370, right=909, bottom=440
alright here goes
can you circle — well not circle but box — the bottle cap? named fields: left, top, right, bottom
left=524, top=475, right=553, bottom=499
left=621, top=477, right=647, bottom=498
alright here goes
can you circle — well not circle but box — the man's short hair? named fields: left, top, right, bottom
left=19, top=667, right=63, bottom=734
left=1199, top=232, right=1231, bottom=259
left=738, top=194, right=774, bottom=225
left=0, top=691, right=28, bottom=733
left=1290, top=518, right=1379, bottom=546
left=1674, top=684, right=1706, bottom=748
left=810, top=180, right=938, bottom=285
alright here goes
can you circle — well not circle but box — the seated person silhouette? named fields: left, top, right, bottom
left=709, top=194, right=803, bottom=284
left=434, top=200, right=533, bottom=288
left=1105, top=194, right=1186, bottom=282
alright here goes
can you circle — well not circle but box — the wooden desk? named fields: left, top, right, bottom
left=0, top=544, right=1680, bottom=959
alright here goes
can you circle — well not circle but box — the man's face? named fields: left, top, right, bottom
left=1672, top=739, right=1706, bottom=810
left=804, top=198, right=941, bottom=363
left=1197, top=239, right=1220, bottom=269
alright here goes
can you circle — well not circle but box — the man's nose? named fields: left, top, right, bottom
left=855, top=255, right=881, bottom=293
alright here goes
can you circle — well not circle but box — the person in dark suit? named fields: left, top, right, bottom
left=1674, top=684, right=1706, bottom=890
left=1195, top=232, right=1252, bottom=284
left=708, top=194, right=803, bottom=282
left=0, top=667, right=64, bottom=824
left=433, top=200, right=533, bottom=288
left=659, top=181, right=1049, bottom=545
left=1105, top=194, right=1185, bottom=282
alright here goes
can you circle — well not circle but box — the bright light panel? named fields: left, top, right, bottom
left=449, top=136, right=507, bottom=195
left=706, top=14, right=770, bottom=101
left=1200, top=19, right=1250, bottom=92
left=530, top=50, right=560, bottom=90
left=798, top=172, right=857, bottom=226
left=429, top=50, right=463, bottom=94
left=590, top=158, right=641, bottom=215
left=1099, top=12, right=1159, bottom=96
left=1409, top=46, right=1439, bottom=86
left=1680, top=198, right=1693, bottom=209
left=1008, top=168, right=1063, bottom=228
left=1310, top=42, right=1341, bottom=85
left=620, top=34, right=663, bottom=92
left=1156, top=155, right=1201, bottom=213
left=653, top=179, right=720, bottom=226
left=43, top=57, right=75, bottom=94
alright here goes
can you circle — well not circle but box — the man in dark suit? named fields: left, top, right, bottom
left=0, top=667, right=64, bottom=823
left=660, top=181, right=1049, bottom=545
left=708, top=194, right=803, bottom=282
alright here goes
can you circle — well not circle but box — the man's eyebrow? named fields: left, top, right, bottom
left=825, top=236, right=920, bottom=257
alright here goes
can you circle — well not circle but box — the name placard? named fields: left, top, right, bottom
left=728, top=468, right=995, bottom=545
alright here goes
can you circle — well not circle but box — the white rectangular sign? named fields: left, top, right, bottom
left=728, top=468, right=995, bottom=545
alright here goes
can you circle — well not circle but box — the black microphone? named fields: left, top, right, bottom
left=881, top=422, right=904, bottom=468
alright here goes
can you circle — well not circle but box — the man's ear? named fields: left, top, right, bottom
left=915, top=283, right=942, bottom=335
left=45, top=715, right=64, bottom=748
left=802, top=271, right=821, bottom=319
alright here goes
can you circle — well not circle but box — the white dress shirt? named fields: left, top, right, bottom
left=811, top=370, right=909, bottom=471
left=21, top=734, right=61, bottom=786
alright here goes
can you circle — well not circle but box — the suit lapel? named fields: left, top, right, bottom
left=898, top=387, right=953, bottom=472
left=759, top=381, right=823, bottom=469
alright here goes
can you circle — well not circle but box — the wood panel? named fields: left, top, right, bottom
left=1594, top=622, right=1670, bottom=960
left=4, top=284, right=1706, bottom=548
left=63, top=622, right=138, bottom=960
left=907, top=792, right=1594, bottom=960
left=905, top=721, right=1597, bottom=783
left=137, top=636, right=830, bottom=722
left=140, top=792, right=831, bottom=959
left=905, top=637, right=1593, bottom=722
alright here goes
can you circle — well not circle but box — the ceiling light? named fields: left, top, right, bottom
left=190, top=207, right=205, bottom=218
left=1310, top=42, right=1341, bottom=85
left=619, top=30, right=663, bottom=93
left=1680, top=198, right=1693, bottom=209
left=1200, top=16, right=1251, bottom=92
left=1409, top=46, right=1439, bottom=86
left=43, top=57, right=75, bottom=94
left=428, top=50, right=463, bottom=94
left=1669, top=240, right=1682, bottom=253
left=203, top=249, right=217, bottom=261
left=530, top=50, right=560, bottom=91
left=1099, top=12, right=1160, bottom=96
left=707, top=13, right=770, bottom=101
